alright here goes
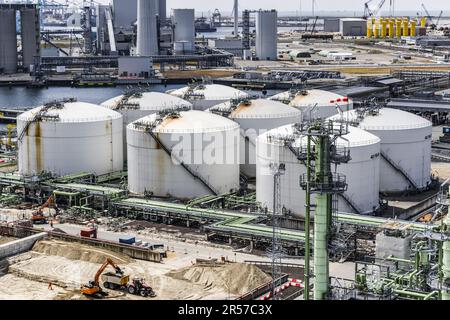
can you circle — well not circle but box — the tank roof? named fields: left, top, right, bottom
left=209, top=99, right=302, bottom=119
left=270, top=89, right=350, bottom=107
left=18, top=101, right=122, bottom=123
left=261, top=123, right=380, bottom=148
left=329, top=108, right=432, bottom=131
left=101, top=92, right=193, bottom=111
left=129, top=110, right=239, bottom=134
left=169, top=84, right=249, bottom=100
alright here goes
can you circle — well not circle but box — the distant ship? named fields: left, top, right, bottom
left=195, top=17, right=217, bottom=33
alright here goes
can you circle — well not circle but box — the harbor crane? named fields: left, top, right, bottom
left=364, top=0, right=386, bottom=19
left=421, top=3, right=443, bottom=30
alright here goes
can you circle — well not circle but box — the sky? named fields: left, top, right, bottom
left=91, top=1, right=450, bottom=14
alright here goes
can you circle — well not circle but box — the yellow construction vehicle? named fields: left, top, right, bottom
left=81, top=258, right=124, bottom=298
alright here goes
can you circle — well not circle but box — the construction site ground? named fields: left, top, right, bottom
left=0, top=207, right=356, bottom=300
left=0, top=238, right=272, bottom=300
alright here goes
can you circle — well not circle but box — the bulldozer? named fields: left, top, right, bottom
left=81, top=258, right=124, bottom=298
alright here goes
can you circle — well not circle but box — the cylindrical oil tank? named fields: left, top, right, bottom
left=329, top=108, right=432, bottom=192
left=389, top=19, right=395, bottom=38
left=168, top=84, right=250, bottom=110
left=207, top=99, right=301, bottom=178
left=381, top=19, right=387, bottom=38
left=18, top=101, right=123, bottom=177
left=101, top=92, right=193, bottom=161
left=367, top=19, right=373, bottom=38
left=403, top=18, right=409, bottom=37
left=421, top=17, right=427, bottom=28
left=127, top=110, right=240, bottom=198
left=0, top=9, right=18, bottom=74
left=137, top=0, right=159, bottom=56
left=270, top=89, right=353, bottom=121
left=410, top=19, right=417, bottom=37
left=256, top=124, right=381, bottom=217
left=255, top=10, right=278, bottom=61
left=396, top=19, right=402, bottom=38
left=172, top=9, right=195, bottom=49
left=373, top=19, right=380, bottom=38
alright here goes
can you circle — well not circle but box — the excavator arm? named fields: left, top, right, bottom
left=82, top=258, right=123, bottom=297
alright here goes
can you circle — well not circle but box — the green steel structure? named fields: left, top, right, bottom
left=297, top=120, right=351, bottom=300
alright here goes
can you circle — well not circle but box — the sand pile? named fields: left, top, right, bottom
left=32, top=240, right=133, bottom=264
left=167, top=263, right=271, bottom=295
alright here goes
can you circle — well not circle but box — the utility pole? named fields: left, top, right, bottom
left=233, top=0, right=239, bottom=37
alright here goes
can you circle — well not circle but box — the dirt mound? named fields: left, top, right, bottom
left=167, top=263, right=271, bottom=296
left=32, top=240, right=133, bottom=264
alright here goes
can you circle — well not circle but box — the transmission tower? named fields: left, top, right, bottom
left=269, top=162, right=286, bottom=300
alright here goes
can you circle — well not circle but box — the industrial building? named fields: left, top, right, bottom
left=208, top=38, right=244, bottom=57
left=0, top=3, right=40, bottom=74
left=1, top=0, right=450, bottom=304
left=172, top=9, right=196, bottom=54
left=255, top=10, right=278, bottom=61
left=340, top=18, right=367, bottom=37
left=127, top=109, right=240, bottom=198
left=207, top=98, right=301, bottom=178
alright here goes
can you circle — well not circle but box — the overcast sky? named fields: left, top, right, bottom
left=162, top=0, right=448, bottom=13
left=91, top=1, right=449, bottom=14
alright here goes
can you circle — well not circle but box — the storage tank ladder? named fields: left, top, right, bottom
left=136, top=108, right=220, bottom=196
left=380, top=151, right=420, bottom=191
left=112, top=91, right=142, bottom=110
left=17, top=99, right=73, bottom=143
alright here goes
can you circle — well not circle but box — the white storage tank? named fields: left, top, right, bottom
left=207, top=99, right=301, bottom=178
left=256, top=124, right=381, bottom=217
left=168, top=84, right=250, bottom=110
left=101, top=92, right=193, bottom=161
left=18, top=100, right=123, bottom=177
left=329, top=108, right=432, bottom=192
left=270, top=89, right=353, bottom=121
left=127, top=110, right=240, bottom=199
left=255, top=10, right=278, bottom=61
left=172, top=9, right=195, bottom=49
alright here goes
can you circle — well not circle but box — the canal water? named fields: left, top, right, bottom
left=0, top=84, right=185, bottom=110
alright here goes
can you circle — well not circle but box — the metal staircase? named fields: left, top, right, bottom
left=339, top=193, right=363, bottom=215
left=17, top=98, right=74, bottom=143
left=380, top=151, right=419, bottom=191
left=134, top=108, right=219, bottom=196
left=112, top=90, right=142, bottom=110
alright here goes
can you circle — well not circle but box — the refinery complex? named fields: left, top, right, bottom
left=0, top=0, right=450, bottom=304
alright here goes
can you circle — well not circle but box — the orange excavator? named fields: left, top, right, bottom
left=32, top=195, right=56, bottom=225
left=81, top=258, right=124, bottom=298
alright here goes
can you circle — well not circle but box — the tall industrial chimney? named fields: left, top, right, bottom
left=137, top=0, right=158, bottom=56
